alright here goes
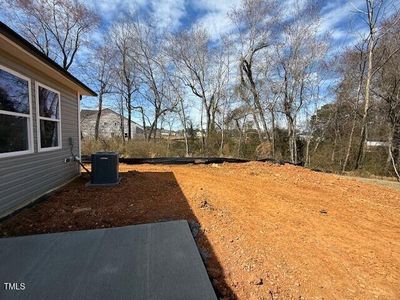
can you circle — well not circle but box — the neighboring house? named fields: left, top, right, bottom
left=145, top=126, right=182, bottom=139
left=159, top=128, right=181, bottom=138
left=366, top=141, right=389, bottom=147
left=366, top=140, right=389, bottom=151
left=81, top=108, right=144, bottom=139
left=298, top=134, right=312, bottom=141
left=160, top=130, right=172, bottom=138
left=0, top=22, right=96, bottom=217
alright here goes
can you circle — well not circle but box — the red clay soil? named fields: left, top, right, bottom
left=1, top=162, right=400, bottom=299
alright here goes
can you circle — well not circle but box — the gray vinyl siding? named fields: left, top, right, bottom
left=0, top=48, right=80, bottom=218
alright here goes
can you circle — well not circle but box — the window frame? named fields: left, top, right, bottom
left=0, top=64, right=34, bottom=158
left=35, top=81, right=62, bottom=152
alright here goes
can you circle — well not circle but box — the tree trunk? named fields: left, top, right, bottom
left=94, top=92, right=103, bottom=141
left=393, top=116, right=400, bottom=163
left=166, top=127, right=172, bottom=156
left=127, top=100, right=132, bottom=140
left=271, top=109, right=276, bottom=158
left=287, top=115, right=296, bottom=163
left=305, top=138, right=311, bottom=167
left=251, top=110, right=264, bottom=143
left=388, top=129, right=400, bottom=181
left=242, top=57, right=270, bottom=142
left=236, top=117, right=246, bottom=158
left=342, top=113, right=357, bottom=172
left=153, top=117, right=158, bottom=140
left=148, top=122, right=155, bottom=141
left=343, top=56, right=365, bottom=172
left=139, top=108, right=147, bottom=140
left=220, top=118, right=225, bottom=157
left=254, top=97, right=270, bottom=141
left=200, top=101, right=205, bottom=153
left=331, top=130, right=338, bottom=164
left=293, top=125, right=298, bottom=163
left=204, top=103, right=212, bottom=151
left=119, top=98, right=125, bottom=143
left=182, top=127, right=189, bottom=157
left=178, top=99, right=189, bottom=156
left=219, top=98, right=228, bottom=157
left=355, top=12, right=375, bottom=170
left=182, top=116, right=189, bottom=157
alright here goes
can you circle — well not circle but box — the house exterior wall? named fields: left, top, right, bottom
left=0, top=48, right=80, bottom=218
left=81, top=110, right=144, bottom=139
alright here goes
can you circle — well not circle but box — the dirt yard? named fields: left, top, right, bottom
left=1, top=162, right=399, bottom=299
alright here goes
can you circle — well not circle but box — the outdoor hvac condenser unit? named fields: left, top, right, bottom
left=90, top=152, right=119, bottom=186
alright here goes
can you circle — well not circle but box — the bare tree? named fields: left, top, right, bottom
left=275, top=5, right=328, bottom=163
left=92, top=45, right=116, bottom=141
left=354, top=0, right=400, bottom=169
left=341, top=45, right=368, bottom=171
left=128, top=21, right=178, bottom=141
left=4, top=0, right=99, bottom=70
left=117, top=95, right=125, bottom=141
left=373, top=12, right=400, bottom=179
left=166, top=27, right=229, bottom=152
left=226, top=105, right=250, bottom=158
left=110, top=22, right=139, bottom=140
left=165, top=75, right=191, bottom=156
left=230, top=0, right=278, bottom=143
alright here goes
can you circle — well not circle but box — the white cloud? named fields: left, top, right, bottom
left=330, top=29, right=347, bottom=40
left=313, top=0, right=368, bottom=55
left=196, top=11, right=234, bottom=40
left=84, top=0, right=186, bottom=32
left=191, top=0, right=240, bottom=13
left=149, top=0, right=186, bottom=31
left=84, top=0, right=146, bottom=21
left=281, top=0, right=309, bottom=20
left=318, top=0, right=364, bottom=35
left=83, top=0, right=369, bottom=45
left=192, top=0, right=242, bottom=40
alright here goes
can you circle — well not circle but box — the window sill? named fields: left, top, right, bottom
left=38, top=146, right=62, bottom=153
left=0, top=149, right=34, bottom=159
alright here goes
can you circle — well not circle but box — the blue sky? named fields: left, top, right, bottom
left=86, top=0, right=371, bottom=49
left=1, top=0, right=395, bottom=82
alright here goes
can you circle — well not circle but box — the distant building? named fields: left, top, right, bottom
left=366, top=140, right=389, bottom=151
left=81, top=108, right=144, bottom=139
left=298, top=134, right=312, bottom=141
left=144, top=126, right=181, bottom=138
left=366, top=141, right=388, bottom=147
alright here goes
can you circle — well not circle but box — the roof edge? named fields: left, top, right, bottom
left=0, top=21, right=97, bottom=97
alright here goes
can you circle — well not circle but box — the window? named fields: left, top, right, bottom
left=36, top=82, right=61, bottom=151
left=0, top=65, right=33, bottom=158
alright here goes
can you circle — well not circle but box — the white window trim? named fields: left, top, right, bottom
left=35, top=81, right=62, bottom=152
left=0, top=64, right=34, bottom=159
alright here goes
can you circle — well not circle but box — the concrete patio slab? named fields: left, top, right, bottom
left=0, top=220, right=217, bottom=300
